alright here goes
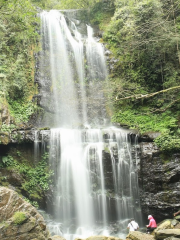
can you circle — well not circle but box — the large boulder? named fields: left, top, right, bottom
left=126, top=231, right=155, bottom=240
left=75, top=236, right=124, bottom=240
left=155, top=229, right=180, bottom=239
left=155, top=220, right=174, bottom=231
left=164, top=238, right=180, bottom=240
left=48, top=236, right=66, bottom=240
left=0, top=186, right=50, bottom=239
left=153, top=219, right=180, bottom=240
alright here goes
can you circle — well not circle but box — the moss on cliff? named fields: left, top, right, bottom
left=0, top=148, right=53, bottom=208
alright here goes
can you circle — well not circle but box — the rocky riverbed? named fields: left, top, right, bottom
left=1, top=186, right=180, bottom=240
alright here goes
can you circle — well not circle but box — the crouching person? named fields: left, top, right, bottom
left=146, top=215, right=157, bottom=234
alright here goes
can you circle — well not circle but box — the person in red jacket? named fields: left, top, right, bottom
left=146, top=215, right=157, bottom=233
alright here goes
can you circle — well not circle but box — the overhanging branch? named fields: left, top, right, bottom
left=116, top=85, right=180, bottom=101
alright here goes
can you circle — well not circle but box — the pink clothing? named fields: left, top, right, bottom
left=147, top=216, right=157, bottom=228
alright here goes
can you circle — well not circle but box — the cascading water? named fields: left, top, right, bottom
left=37, top=10, right=142, bottom=240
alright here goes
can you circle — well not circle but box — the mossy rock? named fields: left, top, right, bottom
left=155, top=220, right=173, bottom=232
left=13, top=212, right=28, bottom=225
left=155, top=229, right=180, bottom=239
left=39, top=127, right=50, bottom=130
left=0, top=132, right=10, bottom=144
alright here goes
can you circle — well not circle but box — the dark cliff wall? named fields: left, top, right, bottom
left=139, top=142, right=180, bottom=222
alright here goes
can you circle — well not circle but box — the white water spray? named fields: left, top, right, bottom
left=37, top=10, right=142, bottom=240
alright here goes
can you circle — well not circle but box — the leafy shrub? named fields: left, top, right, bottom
left=23, top=197, right=39, bottom=208
left=1, top=153, right=53, bottom=205
left=0, top=0, right=40, bottom=124
left=0, top=156, right=14, bottom=167
left=154, top=132, right=180, bottom=152
left=8, top=99, right=40, bottom=123
left=19, top=153, right=53, bottom=193
left=0, top=123, right=16, bottom=133
left=112, top=110, right=178, bottom=133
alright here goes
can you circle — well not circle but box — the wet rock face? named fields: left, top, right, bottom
left=0, top=169, right=24, bottom=187
left=0, top=186, right=50, bottom=240
left=138, top=132, right=161, bottom=142
left=139, top=142, right=180, bottom=220
left=0, top=129, right=51, bottom=144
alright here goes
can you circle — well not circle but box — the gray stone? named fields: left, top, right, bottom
left=155, top=229, right=180, bottom=239
left=164, top=237, right=180, bottom=240
left=49, top=236, right=66, bottom=240
left=155, top=220, right=173, bottom=231
left=171, top=219, right=179, bottom=226
left=83, top=236, right=123, bottom=240
left=126, top=231, right=155, bottom=240
left=0, top=186, right=50, bottom=240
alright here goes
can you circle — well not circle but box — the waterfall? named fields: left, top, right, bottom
left=40, top=10, right=80, bottom=127
left=86, top=25, right=107, bottom=80
left=39, top=10, right=108, bottom=127
left=37, top=10, right=142, bottom=240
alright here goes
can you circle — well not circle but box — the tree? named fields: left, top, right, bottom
left=0, top=0, right=39, bottom=124
left=54, top=0, right=103, bottom=10
left=104, top=0, right=180, bottom=108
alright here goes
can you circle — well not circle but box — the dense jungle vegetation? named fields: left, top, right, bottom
left=0, top=0, right=180, bottom=208
left=103, top=0, right=180, bottom=152
left=0, top=0, right=40, bottom=126
left=0, top=0, right=180, bottom=152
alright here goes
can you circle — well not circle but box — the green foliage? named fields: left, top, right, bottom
left=112, top=109, right=178, bottom=133
left=18, top=153, right=53, bottom=193
left=1, top=156, right=14, bottom=167
left=13, top=212, right=27, bottom=225
left=0, top=152, right=53, bottom=204
left=89, top=1, right=115, bottom=29
left=103, top=0, right=180, bottom=154
left=104, top=0, right=180, bottom=93
left=154, top=132, right=180, bottom=152
left=53, top=0, right=101, bottom=10
left=0, top=0, right=39, bottom=124
left=0, top=123, right=16, bottom=133
left=31, top=0, right=114, bottom=10
left=32, top=0, right=103, bottom=10
left=23, top=197, right=39, bottom=208
left=112, top=106, right=180, bottom=151
left=8, top=99, right=40, bottom=123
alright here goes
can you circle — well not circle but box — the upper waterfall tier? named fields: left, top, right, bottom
left=36, top=10, right=109, bottom=128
